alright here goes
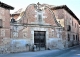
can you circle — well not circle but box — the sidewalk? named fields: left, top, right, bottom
left=0, top=45, right=80, bottom=57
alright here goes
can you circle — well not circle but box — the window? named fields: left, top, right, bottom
left=68, top=34, right=70, bottom=41
left=1, top=29, right=5, bottom=37
left=75, top=23, right=76, bottom=28
left=38, top=14, right=42, bottom=22
left=73, top=35, right=75, bottom=40
left=72, top=21, right=73, bottom=26
left=0, top=10, right=4, bottom=15
left=52, top=30, right=54, bottom=36
left=37, top=10, right=43, bottom=24
left=67, top=25, right=71, bottom=31
left=77, top=24, right=78, bottom=28
left=76, top=35, right=77, bottom=40
left=13, top=32, right=18, bottom=38
left=0, top=19, right=2, bottom=28
left=78, top=37, right=79, bottom=41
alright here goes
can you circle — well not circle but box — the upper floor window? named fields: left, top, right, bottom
left=0, top=19, right=2, bottom=28
left=67, top=25, right=71, bottom=31
left=75, top=23, right=76, bottom=28
left=77, top=24, right=78, bottom=28
left=0, top=10, right=4, bottom=15
left=37, top=10, right=43, bottom=24
left=38, top=14, right=42, bottom=22
left=72, top=21, right=73, bottom=26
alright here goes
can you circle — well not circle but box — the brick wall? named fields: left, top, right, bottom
left=0, top=7, right=11, bottom=53
left=53, top=8, right=79, bottom=47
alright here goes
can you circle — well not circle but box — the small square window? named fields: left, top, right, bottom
left=0, top=19, right=2, bottom=28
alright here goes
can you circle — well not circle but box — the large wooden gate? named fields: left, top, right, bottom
left=34, top=31, right=46, bottom=50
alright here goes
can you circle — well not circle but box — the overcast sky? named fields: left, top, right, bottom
left=0, top=0, right=80, bottom=19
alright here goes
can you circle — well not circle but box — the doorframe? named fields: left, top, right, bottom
left=31, top=27, right=49, bottom=50
left=34, top=31, right=46, bottom=50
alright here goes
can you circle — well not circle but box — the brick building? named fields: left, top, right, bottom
left=0, top=2, right=79, bottom=53
left=0, top=1, right=14, bottom=53
left=52, top=5, right=80, bottom=47
left=79, top=26, right=80, bottom=42
left=10, top=3, right=80, bottom=52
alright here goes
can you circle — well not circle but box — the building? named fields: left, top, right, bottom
left=10, top=2, right=80, bottom=53
left=52, top=5, right=80, bottom=47
left=0, top=2, right=79, bottom=53
left=79, top=26, right=80, bottom=42
left=0, top=1, right=14, bottom=53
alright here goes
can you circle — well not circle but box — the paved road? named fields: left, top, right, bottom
left=56, top=45, right=80, bottom=57
left=0, top=45, right=80, bottom=57
left=0, top=50, right=61, bottom=57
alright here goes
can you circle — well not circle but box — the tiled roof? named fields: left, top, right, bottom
left=51, top=5, right=80, bottom=24
left=0, top=1, right=14, bottom=10
left=13, top=7, right=26, bottom=14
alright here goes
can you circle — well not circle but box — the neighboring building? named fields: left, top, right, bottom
left=10, top=2, right=80, bottom=53
left=51, top=5, right=80, bottom=47
left=0, top=1, right=14, bottom=53
left=79, top=26, right=80, bottom=42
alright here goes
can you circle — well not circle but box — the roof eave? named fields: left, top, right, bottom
left=0, top=1, right=14, bottom=10
left=51, top=5, right=80, bottom=24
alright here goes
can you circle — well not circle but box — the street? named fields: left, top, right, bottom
left=0, top=45, right=80, bottom=57
left=56, top=45, right=80, bottom=57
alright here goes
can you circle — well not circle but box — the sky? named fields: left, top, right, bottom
left=0, top=0, right=80, bottom=19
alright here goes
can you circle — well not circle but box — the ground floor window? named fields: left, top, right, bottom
left=76, top=35, right=77, bottom=41
left=73, top=35, right=75, bottom=40
left=68, top=34, right=70, bottom=41
left=0, top=19, right=2, bottom=28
